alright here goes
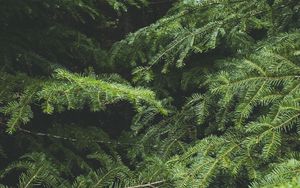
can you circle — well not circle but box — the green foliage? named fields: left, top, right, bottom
left=0, top=153, right=63, bottom=187
left=39, top=69, right=166, bottom=114
left=111, top=0, right=297, bottom=80
left=137, top=31, right=300, bottom=187
left=71, top=151, right=132, bottom=187
left=107, top=0, right=148, bottom=12
left=0, top=0, right=300, bottom=187
left=251, top=159, right=300, bottom=188
left=1, top=69, right=165, bottom=133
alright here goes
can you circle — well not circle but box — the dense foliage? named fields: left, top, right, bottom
left=0, top=0, right=299, bottom=187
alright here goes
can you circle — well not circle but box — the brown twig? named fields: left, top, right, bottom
left=126, top=180, right=165, bottom=188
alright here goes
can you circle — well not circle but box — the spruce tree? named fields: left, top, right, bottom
left=0, top=0, right=299, bottom=187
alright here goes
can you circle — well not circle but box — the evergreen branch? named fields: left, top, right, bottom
left=23, top=166, right=43, bottom=188
left=92, top=168, right=119, bottom=188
